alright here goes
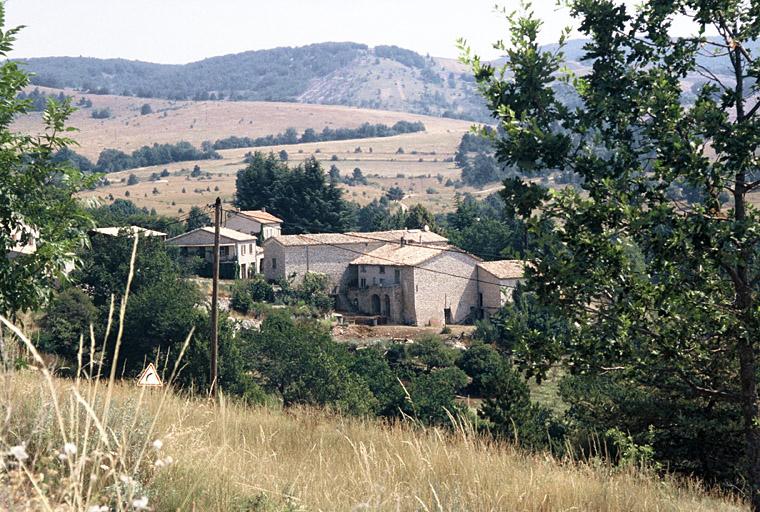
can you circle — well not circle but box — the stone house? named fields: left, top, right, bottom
left=224, top=209, right=283, bottom=241
left=346, top=244, right=484, bottom=326
left=166, top=226, right=258, bottom=278
left=261, top=229, right=449, bottom=309
left=476, top=260, right=526, bottom=319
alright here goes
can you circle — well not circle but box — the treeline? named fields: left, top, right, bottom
left=54, top=141, right=220, bottom=173
left=207, top=121, right=425, bottom=151
left=23, top=43, right=369, bottom=102
left=16, top=88, right=70, bottom=111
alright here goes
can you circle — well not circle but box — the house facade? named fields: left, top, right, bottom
left=225, top=209, right=283, bottom=241
left=261, top=226, right=525, bottom=325
left=166, top=226, right=258, bottom=278
left=346, top=245, right=484, bottom=326
left=262, top=229, right=449, bottom=309
left=477, top=260, right=525, bottom=318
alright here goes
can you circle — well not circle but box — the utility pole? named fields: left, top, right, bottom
left=210, top=197, right=221, bottom=397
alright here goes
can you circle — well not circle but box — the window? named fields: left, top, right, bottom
left=360, top=278, right=367, bottom=288
left=394, top=269, right=400, bottom=284
left=220, top=246, right=230, bottom=258
left=360, top=265, right=366, bottom=273
left=379, top=265, right=385, bottom=274
left=379, top=278, right=385, bottom=286
left=241, top=245, right=246, bottom=256
left=272, top=258, right=277, bottom=269
left=249, top=243, right=253, bottom=253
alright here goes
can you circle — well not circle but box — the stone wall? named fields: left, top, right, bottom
left=411, top=251, right=480, bottom=326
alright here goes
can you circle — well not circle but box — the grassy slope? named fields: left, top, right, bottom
left=2, top=371, right=746, bottom=511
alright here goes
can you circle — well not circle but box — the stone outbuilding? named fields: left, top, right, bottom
left=476, top=260, right=526, bottom=318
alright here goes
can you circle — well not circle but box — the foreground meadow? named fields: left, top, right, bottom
left=0, top=369, right=746, bottom=511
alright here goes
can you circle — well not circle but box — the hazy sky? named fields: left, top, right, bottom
left=5, top=0, right=579, bottom=63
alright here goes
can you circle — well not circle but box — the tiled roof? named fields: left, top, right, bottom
left=91, top=226, right=166, bottom=237
left=237, top=210, right=283, bottom=224
left=345, top=229, right=448, bottom=244
left=477, top=260, right=526, bottom=279
left=350, top=244, right=444, bottom=267
left=267, top=229, right=448, bottom=247
left=166, top=226, right=257, bottom=246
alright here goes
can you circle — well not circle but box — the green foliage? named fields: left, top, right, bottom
left=86, top=199, right=186, bottom=238
left=286, top=273, right=333, bottom=313
left=479, top=362, right=565, bottom=452
left=230, top=276, right=275, bottom=314
left=385, top=186, right=405, bottom=201
left=245, top=312, right=377, bottom=415
left=185, top=205, right=211, bottom=231
left=456, top=342, right=503, bottom=396
left=404, top=204, right=435, bottom=230
left=0, top=10, right=93, bottom=315
left=140, top=103, right=152, bottom=115
left=40, top=288, right=98, bottom=360
left=96, top=142, right=220, bottom=173
left=213, top=122, right=424, bottom=150
left=235, top=152, right=353, bottom=234
left=463, top=0, right=760, bottom=496
left=405, top=367, right=468, bottom=425
left=90, top=107, right=111, bottom=119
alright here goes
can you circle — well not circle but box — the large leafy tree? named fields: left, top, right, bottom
left=462, top=1, right=760, bottom=506
left=0, top=7, right=92, bottom=318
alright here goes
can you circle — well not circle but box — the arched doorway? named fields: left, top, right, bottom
left=383, top=295, right=391, bottom=318
left=371, top=294, right=381, bottom=315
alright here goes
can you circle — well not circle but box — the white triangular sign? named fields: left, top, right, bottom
left=136, top=363, right=163, bottom=387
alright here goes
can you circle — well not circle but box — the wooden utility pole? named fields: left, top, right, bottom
left=210, top=197, right=221, bottom=397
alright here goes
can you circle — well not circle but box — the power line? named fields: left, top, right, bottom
left=294, top=232, right=517, bottom=288
left=218, top=207, right=523, bottom=286
left=219, top=206, right=513, bottom=261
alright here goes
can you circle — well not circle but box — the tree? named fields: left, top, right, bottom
left=278, top=149, right=288, bottom=161
left=140, top=103, right=152, bottom=115
left=235, top=152, right=353, bottom=234
left=75, top=234, right=201, bottom=375
left=245, top=311, right=377, bottom=415
left=0, top=10, right=92, bottom=317
left=463, top=2, right=760, bottom=504
left=186, top=205, right=211, bottom=231
left=127, top=174, right=139, bottom=186
left=328, top=164, right=341, bottom=184
left=40, top=288, right=98, bottom=361
left=404, top=204, right=435, bottom=230
left=386, top=186, right=405, bottom=201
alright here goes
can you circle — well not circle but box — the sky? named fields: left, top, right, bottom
left=4, top=0, right=579, bottom=63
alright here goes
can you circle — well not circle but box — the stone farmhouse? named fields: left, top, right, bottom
left=166, top=226, right=259, bottom=278
left=224, top=209, right=283, bottom=241
left=262, top=227, right=524, bottom=326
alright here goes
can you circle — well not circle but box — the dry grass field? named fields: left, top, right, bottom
left=2, top=370, right=747, bottom=512
left=13, top=87, right=494, bottom=216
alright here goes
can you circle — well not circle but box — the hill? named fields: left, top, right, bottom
left=11, top=87, right=474, bottom=160
left=18, top=42, right=489, bottom=121
left=4, top=370, right=746, bottom=511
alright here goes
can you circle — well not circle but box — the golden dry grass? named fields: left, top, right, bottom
left=11, top=87, right=473, bottom=161
left=1, top=371, right=747, bottom=512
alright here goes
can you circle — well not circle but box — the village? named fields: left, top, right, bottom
left=81, top=207, right=525, bottom=329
